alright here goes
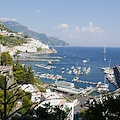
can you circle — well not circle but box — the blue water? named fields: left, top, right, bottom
left=20, top=47, right=120, bottom=92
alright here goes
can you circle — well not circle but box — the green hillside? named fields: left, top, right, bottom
left=2, top=21, right=69, bottom=47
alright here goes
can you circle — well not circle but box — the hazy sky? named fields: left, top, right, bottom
left=0, top=0, right=120, bottom=47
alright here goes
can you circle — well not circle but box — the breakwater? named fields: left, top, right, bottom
left=14, top=58, right=60, bottom=62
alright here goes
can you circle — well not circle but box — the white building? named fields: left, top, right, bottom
left=19, top=84, right=41, bottom=103
left=37, top=89, right=75, bottom=120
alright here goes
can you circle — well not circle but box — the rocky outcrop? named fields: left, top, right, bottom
left=33, top=47, right=57, bottom=55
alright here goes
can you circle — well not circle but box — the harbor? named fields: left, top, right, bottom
left=20, top=47, right=119, bottom=93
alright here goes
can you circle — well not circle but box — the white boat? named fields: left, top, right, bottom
left=62, top=67, right=65, bottom=70
left=83, top=60, right=87, bottom=63
left=71, top=66, right=74, bottom=70
left=66, top=68, right=69, bottom=71
left=78, top=66, right=81, bottom=70
left=47, top=60, right=52, bottom=65
left=72, top=76, right=79, bottom=82
left=96, top=76, right=109, bottom=93
left=85, top=67, right=91, bottom=74
left=77, top=70, right=81, bottom=75
left=73, top=68, right=78, bottom=75
left=68, top=70, right=72, bottom=74
left=102, top=45, right=106, bottom=54
left=82, top=67, right=86, bottom=72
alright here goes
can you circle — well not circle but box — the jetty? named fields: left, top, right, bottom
left=14, top=58, right=60, bottom=62
left=29, top=56, right=63, bottom=59
left=72, top=79, right=98, bottom=85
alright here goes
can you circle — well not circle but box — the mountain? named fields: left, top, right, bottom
left=2, top=21, right=69, bottom=47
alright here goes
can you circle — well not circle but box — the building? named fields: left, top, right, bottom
left=19, top=84, right=41, bottom=103
left=37, top=89, right=75, bottom=120
left=50, top=81, right=83, bottom=95
left=0, top=65, right=14, bottom=87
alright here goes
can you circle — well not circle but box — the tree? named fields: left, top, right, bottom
left=83, top=94, right=120, bottom=120
left=0, top=75, right=5, bottom=89
left=21, top=96, right=31, bottom=114
left=12, top=103, right=67, bottom=120
left=0, top=75, right=34, bottom=120
left=26, top=66, right=34, bottom=84
left=13, top=61, right=34, bottom=84
left=1, top=52, right=13, bottom=66
left=0, top=34, right=3, bottom=40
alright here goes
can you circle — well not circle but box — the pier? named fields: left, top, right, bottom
left=29, top=56, right=63, bottom=59
left=72, top=79, right=98, bottom=85
left=14, top=58, right=60, bottom=62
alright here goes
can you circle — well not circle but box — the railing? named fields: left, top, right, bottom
left=0, top=66, right=12, bottom=71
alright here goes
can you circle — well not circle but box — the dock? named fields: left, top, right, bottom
left=14, top=58, right=60, bottom=62
left=72, top=79, right=98, bottom=85
left=29, top=56, right=63, bottom=59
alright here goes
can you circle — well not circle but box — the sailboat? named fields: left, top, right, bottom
left=96, top=75, right=109, bottom=93
left=102, top=46, right=106, bottom=54
left=72, top=62, right=79, bottom=81
left=103, top=46, right=106, bottom=60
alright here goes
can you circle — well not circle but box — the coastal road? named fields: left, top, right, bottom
left=66, top=94, right=88, bottom=113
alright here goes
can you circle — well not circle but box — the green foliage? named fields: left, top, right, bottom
left=24, top=35, right=29, bottom=38
left=1, top=52, right=13, bottom=65
left=83, top=94, right=120, bottom=120
left=15, top=50, right=22, bottom=54
left=27, top=66, right=34, bottom=84
left=13, top=103, right=67, bottom=120
left=2, top=36, right=27, bottom=47
left=21, top=96, right=31, bottom=114
left=0, top=75, right=5, bottom=89
left=37, top=47, right=42, bottom=51
left=80, top=109, right=86, bottom=120
left=2, top=21, right=69, bottom=47
left=34, top=78, right=46, bottom=92
left=13, top=61, right=34, bottom=84
left=0, top=89, right=16, bottom=119
left=0, top=34, right=3, bottom=40
left=25, top=92, right=32, bottom=100
left=36, top=86, right=46, bottom=92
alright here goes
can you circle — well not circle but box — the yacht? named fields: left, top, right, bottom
left=68, top=70, right=72, bottom=74
left=71, top=66, right=74, bottom=70
left=72, top=76, right=79, bottom=82
left=85, top=67, right=91, bottom=74
left=83, top=60, right=87, bottom=63
left=47, top=60, right=52, bottom=65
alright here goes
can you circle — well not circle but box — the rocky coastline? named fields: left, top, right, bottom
left=26, top=47, right=57, bottom=56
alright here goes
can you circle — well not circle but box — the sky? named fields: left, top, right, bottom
left=0, top=0, right=120, bottom=47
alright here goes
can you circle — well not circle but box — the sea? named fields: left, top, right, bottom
left=20, top=47, right=120, bottom=92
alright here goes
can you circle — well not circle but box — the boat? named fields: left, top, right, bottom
left=71, top=66, right=74, bottom=70
left=72, top=76, right=79, bottom=82
left=78, top=66, right=81, bottom=70
left=77, top=70, right=81, bottom=75
left=62, top=67, right=65, bottom=70
left=47, top=60, right=52, bottom=65
left=85, top=67, right=91, bottom=74
left=83, top=60, right=87, bottom=63
left=102, top=45, right=106, bottom=54
left=96, top=82, right=109, bottom=93
left=82, top=67, right=86, bottom=72
left=96, top=75, right=109, bottom=93
left=68, top=70, right=72, bottom=74
left=73, top=68, right=78, bottom=75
